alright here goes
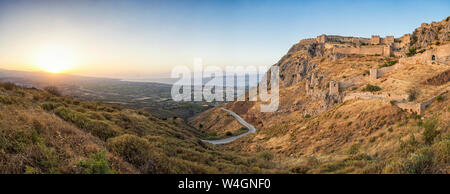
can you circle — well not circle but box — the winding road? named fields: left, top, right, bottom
left=201, top=108, right=257, bottom=145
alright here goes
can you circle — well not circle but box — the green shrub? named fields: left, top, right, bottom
left=54, top=107, right=119, bottom=140
left=304, top=114, right=311, bottom=118
left=403, top=151, right=433, bottom=174
left=432, top=139, right=450, bottom=163
left=346, top=143, right=361, bottom=155
left=408, top=89, right=417, bottom=102
left=406, top=47, right=417, bottom=57
left=78, top=150, right=115, bottom=174
left=361, top=84, right=381, bottom=92
left=87, top=120, right=120, bottom=141
left=226, top=131, right=233, bottom=136
left=379, top=59, right=398, bottom=68
left=422, top=118, right=439, bottom=145
left=436, top=95, right=444, bottom=102
left=0, top=96, right=16, bottom=104
left=39, top=143, right=59, bottom=174
left=107, top=134, right=152, bottom=167
left=54, top=107, right=91, bottom=129
left=40, top=102, right=62, bottom=111
left=257, top=151, right=274, bottom=161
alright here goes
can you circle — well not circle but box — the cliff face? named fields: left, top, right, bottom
left=411, top=17, right=450, bottom=48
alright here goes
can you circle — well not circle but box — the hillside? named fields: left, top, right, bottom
left=190, top=17, right=450, bottom=173
left=0, top=82, right=286, bottom=174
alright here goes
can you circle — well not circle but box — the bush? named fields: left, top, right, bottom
left=257, top=151, right=274, bottom=161
left=78, top=150, right=115, bottom=174
left=39, top=143, right=59, bottom=174
left=417, top=49, right=426, bottom=54
left=0, top=96, right=16, bottom=104
left=304, top=114, right=311, bottom=118
left=1, top=82, right=16, bottom=90
left=346, top=143, right=360, bottom=155
left=403, top=151, right=433, bottom=174
left=40, top=102, right=62, bottom=111
left=44, top=86, right=62, bottom=97
left=379, top=59, right=398, bottom=68
left=54, top=107, right=119, bottom=141
left=107, top=134, right=152, bottom=167
left=406, top=47, right=417, bottom=57
left=87, top=120, right=120, bottom=141
left=54, top=107, right=91, bottom=129
left=436, top=95, right=444, bottom=102
left=407, top=89, right=418, bottom=102
left=225, top=131, right=233, bottom=136
left=361, top=84, right=381, bottom=92
left=290, top=165, right=310, bottom=174
left=422, top=118, right=439, bottom=145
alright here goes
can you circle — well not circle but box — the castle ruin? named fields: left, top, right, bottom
left=300, top=34, right=411, bottom=57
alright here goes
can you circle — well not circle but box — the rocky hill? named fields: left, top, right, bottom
left=190, top=16, right=450, bottom=173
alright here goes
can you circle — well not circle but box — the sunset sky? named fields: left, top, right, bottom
left=0, top=0, right=449, bottom=79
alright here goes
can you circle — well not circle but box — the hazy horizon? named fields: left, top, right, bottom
left=1, top=0, right=449, bottom=79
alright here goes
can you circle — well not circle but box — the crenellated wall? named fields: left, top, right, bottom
left=333, top=45, right=391, bottom=57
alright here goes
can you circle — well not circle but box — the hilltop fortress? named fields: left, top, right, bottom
left=299, top=34, right=411, bottom=57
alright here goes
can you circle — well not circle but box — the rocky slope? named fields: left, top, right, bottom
left=190, top=17, right=450, bottom=173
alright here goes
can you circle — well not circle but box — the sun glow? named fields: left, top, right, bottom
left=33, top=45, right=77, bottom=74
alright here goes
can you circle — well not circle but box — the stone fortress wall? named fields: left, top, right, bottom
left=306, top=34, right=412, bottom=57
left=399, top=44, right=450, bottom=66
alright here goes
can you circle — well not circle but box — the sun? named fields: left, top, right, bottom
left=33, top=45, right=76, bottom=74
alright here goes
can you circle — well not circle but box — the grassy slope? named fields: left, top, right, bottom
left=0, top=83, right=284, bottom=174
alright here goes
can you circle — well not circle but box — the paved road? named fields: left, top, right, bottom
left=201, top=108, right=256, bottom=145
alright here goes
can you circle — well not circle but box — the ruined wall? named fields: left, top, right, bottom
left=397, top=103, right=422, bottom=115
left=329, top=81, right=339, bottom=95
left=333, top=45, right=390, bottom=56
left=378, top=63, right=404, bottom=76
left=343, top=92, right=408, bottom=102
left=399, top=44, right=450, bottom=65
left=370, top=69, right=378, bottom=80
left=300, top=38, right=317, bottom=45
left=396, top=34, right=411, bottom=48
left=316, top=35, right=327, bottom=44
left=383, top=36, right=395, bottom=45
left=371, top=35, right=381, bottom=44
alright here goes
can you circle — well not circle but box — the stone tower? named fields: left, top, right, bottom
left=329, top=81, right=339, bottom=95
left=370, top=69, right=378, bottom=80
left=371, top=35, right=381, bottom=45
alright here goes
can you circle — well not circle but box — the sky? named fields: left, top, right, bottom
left=0, top=0, right=449, bottom=79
